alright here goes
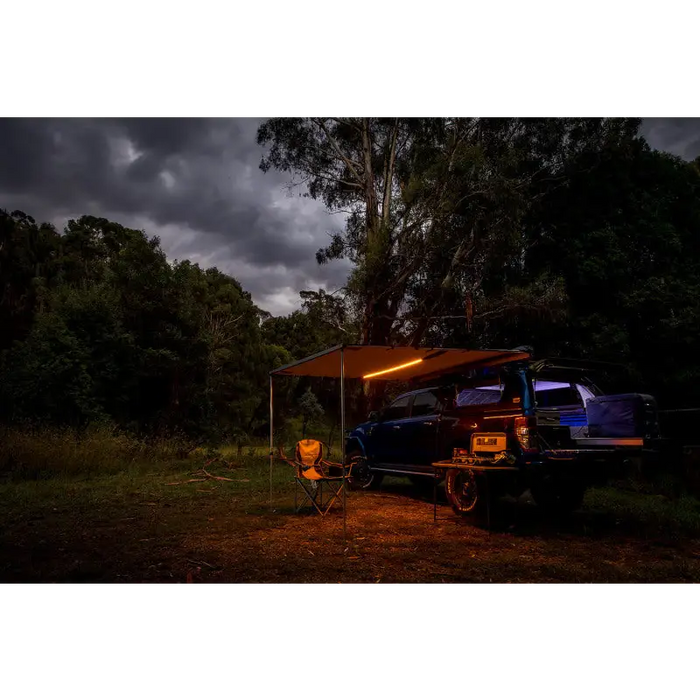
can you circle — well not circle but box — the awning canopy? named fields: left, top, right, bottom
left=270, top=345, right=531, bottom=381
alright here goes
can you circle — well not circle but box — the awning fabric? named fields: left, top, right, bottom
left=270, top=345, right=531, bottom=380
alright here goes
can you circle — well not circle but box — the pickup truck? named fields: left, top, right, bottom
left=346, top=358, right=659, bottom=519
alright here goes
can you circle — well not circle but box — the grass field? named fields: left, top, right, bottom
left=3, top=431, right=700, bottom=583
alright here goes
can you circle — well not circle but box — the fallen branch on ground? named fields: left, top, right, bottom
left=188, top=559, right=217, bottom=569
left=204, top=456, right=242, bottom=470
left=198, top=468, right=233, bottom=482
left=166, top=467, right=235, bottom=486
left=166, top=478, right=207, bottom=485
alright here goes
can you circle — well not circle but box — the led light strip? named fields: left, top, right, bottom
left=363, top=358, right=423, bottom=379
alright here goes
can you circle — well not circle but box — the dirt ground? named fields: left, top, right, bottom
left=3, top=472, right=700, bottom=583
left=188, top=483, right=700, bottom=583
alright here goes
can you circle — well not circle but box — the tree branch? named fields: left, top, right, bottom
left=330, top=117, right=363, bottom=134
left=361, top=118, right=379, bottom=233
left=382, top=120, right=399, bottom=225
left=313, top=119, right=363, bottom=183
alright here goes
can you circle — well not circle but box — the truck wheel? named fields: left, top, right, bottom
left=347, top=451, right=384, bottom=491
left=530, top=480, right=586, bottom=515
left=445, top=468, right=481, bottom=515
left=445, top=470, right=505, bottom=526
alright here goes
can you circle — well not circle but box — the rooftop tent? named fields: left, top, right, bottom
left=268, top=344, right=531, bottom=540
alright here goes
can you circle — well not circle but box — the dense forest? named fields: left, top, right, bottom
left=2, top=118, right=700, bottom=445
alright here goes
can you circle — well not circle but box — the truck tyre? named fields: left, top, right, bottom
left=445, top=469, right=505, bottom=526
left=347, top=450, right=384, bottom=491
left=445, top=468, right=482, bottom=516
left=445, top=469, right=480, bottom=515
left=530, top=479, right=586, bottom=516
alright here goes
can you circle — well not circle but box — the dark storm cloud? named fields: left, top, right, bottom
left=641, top=118, right=700, bottom=161
left=0, top=118, right=348, bottom=315
left=2, top=118, right=698, bottom=314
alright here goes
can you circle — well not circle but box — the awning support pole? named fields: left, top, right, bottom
left=269, top=374, right=273, bottom=510
left=341, top=346, right=346, bottom=542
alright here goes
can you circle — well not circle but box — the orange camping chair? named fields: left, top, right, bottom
left=278, top=439, right=353, bottom=515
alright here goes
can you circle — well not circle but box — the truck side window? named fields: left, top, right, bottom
left=535, top=385, right=583, bottom=408
left=456, top=386, right=502, bottom=406
left=383, top=396, right=411, bottom=421
left=411, top=391, right=441, bottom=417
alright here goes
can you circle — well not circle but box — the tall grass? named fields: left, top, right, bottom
left=0, top=425, right=197, bottom=481
left=586, top=486, right=700, bottom=537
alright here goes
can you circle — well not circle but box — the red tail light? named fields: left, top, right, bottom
left=514, top=416, right=538, bottom=453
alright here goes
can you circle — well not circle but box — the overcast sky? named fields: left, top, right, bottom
left=1, top=118, right=699, bottom=316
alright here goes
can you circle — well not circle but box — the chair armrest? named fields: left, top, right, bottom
left=276, top=456, right=297, bottom=468
left=319, top=460, right=354, bottom=477
left=320, top=459, right=343, bottom=468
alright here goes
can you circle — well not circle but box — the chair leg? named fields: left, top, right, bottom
left=320, top=482, right=344, bottom=515
left=297, top=480, right=326, bottom=515
left=295, top=479, right=314, bottom=513
left=294, top=479, right=346, bottom=516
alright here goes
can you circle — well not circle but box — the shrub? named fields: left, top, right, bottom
left=0, top=424, right=196, bottom=481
